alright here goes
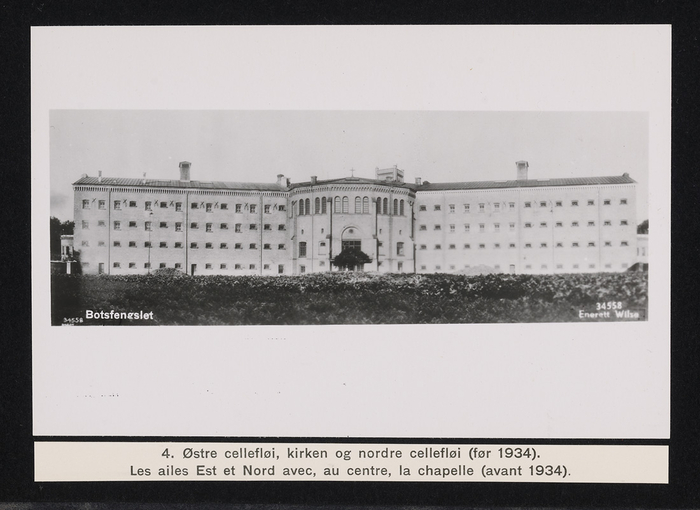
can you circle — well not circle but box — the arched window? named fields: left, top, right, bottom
left=334, top=196, right=341, bottom=213
left=363, top=197, right=369, bottom=214
left=383, top=198, right=388, bottom=215
left=355, top=196, right=362, bottom=213
left=400, top=199, right=405, bottom=216
left=299, top=200, right=305, bottom=216
left=305, top=198, right=311, bottom=215
left=342, top=196, right=349, bottom=213
left=393, top=199, right=398, bottom=215
left=321, top=197, right=327, bottom=214
left=315, top=197, right=320, bottom=214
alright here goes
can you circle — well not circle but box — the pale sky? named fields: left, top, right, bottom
left=50, top=110, right=648, bottom=222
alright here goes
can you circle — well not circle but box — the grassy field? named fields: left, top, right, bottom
left=51, top=271, right=648, bottom=325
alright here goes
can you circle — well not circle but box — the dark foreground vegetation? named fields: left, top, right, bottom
left=51, top=272, right=648, bottom=325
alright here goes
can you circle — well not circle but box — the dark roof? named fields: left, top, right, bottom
left=416, top=174, right=636, bottom=191
left=73, top=176, right=286, bottom=192
left=289, top=176, right=413, bottom=189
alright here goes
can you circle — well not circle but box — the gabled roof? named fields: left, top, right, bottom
left=73, top=176, right=286, bottom=192
left=416, top=174, right=636, bottom=191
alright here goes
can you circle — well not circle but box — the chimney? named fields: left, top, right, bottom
left=276, top=174, right=285, bottom=186
left=98, top=170, right=102, bottom=183
left=179, top=161, right=191, bottom=182
left=415, top=177, right=422, bottom=185
left=142, top=172, right=147, bottom=184
left=286, top=178, right=291, bottom=187
left=310, top=176, right=317, bottom=185
left=516, top=160, right=529, bottom=180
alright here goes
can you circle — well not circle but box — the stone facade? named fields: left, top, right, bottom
left=72, top=162, right=638, bottom=275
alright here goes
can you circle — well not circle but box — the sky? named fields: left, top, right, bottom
left=50, top=110, right=648, bottom=222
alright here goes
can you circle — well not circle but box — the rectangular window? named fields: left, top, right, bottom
left=114, top=221, right=121, bottom=230
left=604, top=220, right=612, bottom=226
left=264, top=264, right=271, bottom=270
left=175, top=202, right=182, bottom=211
left=419, top=225, right=427, bottom=231
left=191, top=222, right=198, bottom=229
left=98, top=200, right=106, bottom=210
left=509, top=243, right=516, bottom=248
left=621, top=241, right=629, bottom=246
left=397, top=242, right=404, bottom=256
left=525, top=222, right=532, bottom=228
left=175, top=263, right=182, bottom=269
left=114, top=201, right=121, bottom=210
left=299, top=242, right=307, bottom=257
left=235, top=224, right=241, bottom=232
left=509, top=202, right=515, bottom=209
left=113, top=241, right=121, bottom=247
left=82, top=199, right=90, bottom=209
left=250, top=204, right=257, bottom=213
left=144, top=201, right=151, bottom=210
left=220, top=203, right=228, bottom=210
left=220, top=264, right=227, bottom=270
left=555, top=222, right=563, bottom=227
left=249, top=243, right=257, bottom=249
left=145, top=222, right=152, bottom=231
left=603, top=199, right=611, bottom=205
left=130, top=201, right=137, bottom=208
left=235, top=204, right=242, bottom=213
left=160, top=263, right=167, bottom=269
left=419, top=205, right=427, bottom=211
left=278, top=244, right=286, bottom=250
left=159, top=242, right=167, bottom=248
left=220, top=243, right=228, bottom=249
left=264, top=224, right=271, bottom=231
left=434, top=225, right=441, bottom=231
left=494, top=203, right=500, bottom=211
left=278, top=205, right=286, bottom=212
left=249, top=224, right=257, bottom=230
left=479, top=203, right=485, bottom=211
left=144, top=241, right=151, bottom=248
left=113, top=262, right=120, bottom=268
left=449, top=224, right=455, bottom=233
left=621, top=220, right=629, bottom=226
left=191, top=203, right=199, bottom=209
left=160, top=202, right=168, bottom=209
left=571, top=200, right=579, bottom=206
left=128, top=262, right=136, bottom=268
left=541, top=243, right=547, bottom=248
left=572, top=221, right=579, bottom=227
left=235, top=264, right=242, bottom=270
left=540, top=222, right=547, bottom=228
left=588, top=242, right=596, bottom=247
left=175, top=222, right=182, bottom=232
left=588, top=221, right=595, bottom=227
left=434, top=205, right=441, bottom=211
left=464, top=204, right=470, bottom=213
left=572, top=242, right=579, bottom=247
left=464, top=224, right=470, bottom=232
left=494, top=243, right=500, bottom=249
left=128, top=221, right=137, bottom=228
left=220, top=223, right=228, bottom=230
left=264, top=243, right=271, bottom=250
left=235, top=243, right=242, bottom=249
left=509, top=222, right=515, bottom=231
left=300, top=265, right=306, bottom=274
left=249, top=264, right=256, bottom=270
left=494, top=223, right=500, bottom=232
left=81, top=240, right=89, bottom=247
left=588, top=200, right=595, bottom=206
left=540, top=201, right=547, bottom=207
left=206, top=223, right=213, bottom=232
left=525, top=243, right=532, bottom=248
left=278, top=224, right=286, bottom=231
left=82, top=220, right=89, bottom=229
left=206, top=203, right=212, bottom=212
left=524, top=201, right=531, bottom=208
left=129, top=241, right=136, bottom=247
left=205, top=243, right=213, bottom=249
left=620, top=199, right=628, bottom=205
left=555, top=201, right=562, bottom=207
left=174, top=242, right=182, bottom=248
left=278, top=264, right=284, bottom=274
left=449, top=204, right=455, bottom=213
left=479, top=223, right=485, bottom=232
left=556, top=242, right=563, bottom=248
left=449, top=244, right=456, bottom=250
left=205, top=263, right=212, bottom=269
left=419, top=245, right=427, bottom=250
left=478, top=244, right=485, bottom=249
left=190, top=242, right=198, bottom=249
left=435, top=244, right=442, bottom=250
left=264, top=205, right=271, bottom=214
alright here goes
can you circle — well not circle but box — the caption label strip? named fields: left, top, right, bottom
left=34, top=442, right=668, bottom=484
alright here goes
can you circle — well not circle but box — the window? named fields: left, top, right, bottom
left=114, top=201, right=121, bottom=210
left=220, top=203, right=228, bottom=210
left=264, top=243, right=271, bottom=250
left=249, top=243, right=257, bottom=249
left=464, top=224, right=470, bottom=232
left=382, top=198, right=388, bottom=214
left=206, top=223, right=213, bottom=232
left=175, top=202, right=182, bottom=211
left=190, top=242, right=198, bottom=249
left=464, top=204, right=470, bottom=213
left=300, top=243, right=308, bottom=258
left=82, top=199, right=90, bottom=209
left=525, top=243, right=532, bottom=248
left=114, top=221, right=121, bottom=230
left=206, top=203, right=212, bottom=212
left=235, top=243, right=242, bottom=250
left=342, top=197, right=349, bottom=213
left=249, top=204, right=256, bottom=213
left=127, top=262, right=136, bottom=268
left=571, top=200, right=579, bottom=206
left=81, top=220, right=89, bottom=229
left=509, top=202, right=515, bottom=210
left=206, top=263, right=212, bottom=269
left=129, top=241, right=136, bottom=247
left=113, top=241, right=121, bottom=247
left=434, top=225, right=442, bottom=231
left=603, top=199, right=611, bottom=205
left=220, top=264, right=227, bottom=270
left=220, top=243, right=228, bottom=249
left=419, top=205, right=427, bottom=212
left=300, top=265, right=306, bottom=274
left=434, top=205, right=441, bottom=211
left=620, top=199, right=628, bottom=205
left=572, top=221, right=579, bottom=227
left=541, top=264, right=548, bottom=270
left=588, top=242, right=596, bottom=247
left=321, top=198, right=327, bottom=214
left=573, top=264, right=579, bottom=269
left=479, top=223, right=485, bottom=232
left=450, top=224, right=456, bottom=233
left=160, top=202, right=168, bottom=209
left=478, top=244, right=485, bottom=249
left=464, top=244, right=471, bottom=249
left=621, top=220, right=629, bottom=226
left=540, top=242, right=547, bottom=248
left=524, top=222, right=532, bottom=228
left=524, top=201, right=531, bottom=208
left=572, top=242, right=579, bottom=247
left=98, top=200, right=105, bottom=210
left=435, top=265, right=441, bottom=271
left=264, top=264, right=271, bottom=270
left=509, top=243, right=516, bottom=248
left=400, top=200, right=405, bottom=216
left=494, top=243, right=500, bottom=249
left=191, top=203, right=199, bottom=210
left=509, top=222, right=515, bottom=231
left=540, top=201, right=547, bottom=208
left=556, top=264, right=563, bottom=269
left=81, top=240, right=89, bottom=247
left=397, top=242, right=404, bottom=256
left=278, top=224, right=286, bottom=231
left=264, top=204, right=271, bottom=214
left=128, top=221, right=137, bottom=228
left=235, top=204, right=242, bottom=213
left=191, top=222, right=198, bottom=229
left=175, top=222, right=182, bottom=232
left=129, top=201, right=137, bottom=208
left=556, top=242, right=563, bottom=248
left=174, top=242, right=182, bottom=248
left=159, top=242, right=167, bottom=248
left=435, top=244, right=442, bottom=250
left=144, top=263, right=151, bottom=269
left=604, top=221, right=612, bottom=226
left=419, top=225, right=427, bottom=231
left=278, top=264, right=284, bottom=274
left=334, top=196, right=341, bottom=213
left=159, top=222, right=167, bottom=229
left=299, top=200, right=305, bottom=215
left=394, top=199, right=399, bottom=215
left=494, top=203, right=500, bottom=211
left=448, top=244, right=456, bottom=250
left=494, top=223, right=500, bottom=232
left=314, top=198, right=321, bottom=214
left=419, top=245, right=427, bottom=250
left=144, top=201, right=151, bottom=210
left=555, top=201, right=562, bottom=207
left=360, top=196, right=368, bottom=214
left=555, top=222, right=563, bottom=227
left=478, top=203, right=484, bottom=212
left=220, top=223, right=228, bottom=230
left=420, top=265, right=427, bottom=270
left=278, top=244, right=286, bottom=250
left=113, top=262, right=120, bottom=268
left=249, top=224, right=257, bottom=230
left=588, top=221, right=595, bottom=227
left=621, top=241, right=629, bottom=246
left=157, top=263, right=166, bottom=269
left=175, top=263, right=182, bottom=269
left=540, top=222, right=547, bottom=228
left=449, top=204, right=455, bottom=213
left=355, top=196, right=362, bottom=214
left=235, top=224, right=241, bottom=232
left=144, top=241, right=152, bottom=248
left=263, top=224, right=271, bottom=231
left=205, top=243, right=213, bottom=249
left=235, top=264, right=242, bottom=270
left=305, top=199, right=310, bottom=215
left=588, top=200, right=595, bottom=206
left=603, top=241, right=612, bottom=247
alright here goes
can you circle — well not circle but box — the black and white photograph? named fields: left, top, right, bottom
left=49, top=110, right=649, bottom=326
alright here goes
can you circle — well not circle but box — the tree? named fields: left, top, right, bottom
left=637, top=219, right=649, bottom=235
left=331, top=247, right=372, bottom=271
left=50, top=217, right=74, bottom=259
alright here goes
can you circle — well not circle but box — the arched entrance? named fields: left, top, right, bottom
left=338, top=226, right=366, bottom=272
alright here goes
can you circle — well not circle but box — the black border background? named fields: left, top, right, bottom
left=3, top=0, right=699, bottom=506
